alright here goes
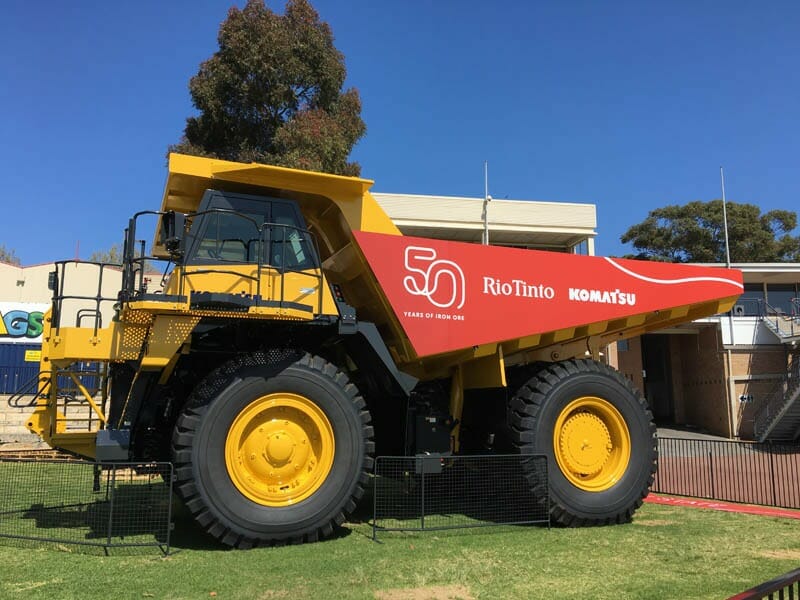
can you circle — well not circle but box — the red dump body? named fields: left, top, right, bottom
left=354, top=231, right=744, bottom=358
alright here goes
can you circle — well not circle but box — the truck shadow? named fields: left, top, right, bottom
left=167, top=500, right=354, bottom=551
left=351, top=457, right=550, bottom=534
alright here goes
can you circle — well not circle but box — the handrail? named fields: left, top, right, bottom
left=732, top=297, right=800, bottom=325
left=49, top=209, right=329, bottom=344
left=753, top=359, right=800, bottom=441
left=51, top=261, right=119, bottom=335
left=731, top=297, right=765, bottom=317
left=762, top=299, right=800, bottom=339
left=173, top=208, right=324, bottom=315
left=748, top=375, right=787, bottom=431
left=736, top=296, right=800, bottom=340
left=122, top=209, right=326, bottom=315
left=753, top=384, right=800, bottom=442
left=7, top=372, right=52, bottom=408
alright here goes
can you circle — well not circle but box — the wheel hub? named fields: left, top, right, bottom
left=225, top=393, right=335, bottom=507
left=552, top=395, right=632, bottom=492
left=558, top=412, right=612, bottom=476
left=265, top=431, right=295, bottom=464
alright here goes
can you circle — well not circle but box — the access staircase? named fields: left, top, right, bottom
left=754, top=355, right=800, bottom=442
left=750, top=299, right=800, bottom=441
left=759, top=298, right=800, bottom=343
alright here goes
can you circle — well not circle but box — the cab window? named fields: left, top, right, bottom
left=269, top=203, right=316, bottom=270
left=195, top=211, right=261, bottom=263
left=184, top=191, right=317, bottom=270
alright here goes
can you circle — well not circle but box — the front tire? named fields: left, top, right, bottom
left=172, top=352, right=373, bottom=547
left=509, top=359, right=656, bottom=526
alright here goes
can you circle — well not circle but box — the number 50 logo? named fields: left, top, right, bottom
left=403, top=246, right=466, bottom=309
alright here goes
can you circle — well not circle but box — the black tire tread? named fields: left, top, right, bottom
left=172, top=351, right=373, bottom=547
left=509, top=358, right=657, bottom=526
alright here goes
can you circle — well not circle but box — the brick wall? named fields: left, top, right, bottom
left=730, top=347, right=788, bottom=439
left=668, top=336, right=685, bottom=423
left=676, top=327, right=730, bottom=436
left=735, top=378, right=785, bottom=439
left=616, top=337, right=644, bottom=395
left=731, top=348, right=787, bottom=375
left=611, top=330, right=797, bottom=440
left=0, top=394, right=42, bottom=444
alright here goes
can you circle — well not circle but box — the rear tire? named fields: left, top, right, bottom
left=172, top=352, right=373, bottom=547
left=509, top=359, right=656, bottom=526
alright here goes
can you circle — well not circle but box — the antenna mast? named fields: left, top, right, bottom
left=720, top=167, right=731, bottom=267
left=482, top=161, right=491, bottom=245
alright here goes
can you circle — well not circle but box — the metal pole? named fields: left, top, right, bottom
left=165, top=464, right=174, bottom=555
left=768, top=444, right=777, bottom=506
left=420, top=462, right=426, bottom=530
left=482, top=161, right=490, bottom=245
left=372, top=458, right=378, bottom=541
left=105, top=466, right=116, bottom=555
left=720, top=167, right=732, bottom=267
left=708, top=449, right=715, bottom=499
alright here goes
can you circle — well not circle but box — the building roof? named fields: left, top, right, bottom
left=373, top=192, right=597, bottom=250
left=692, top=263, right=800, bottom=284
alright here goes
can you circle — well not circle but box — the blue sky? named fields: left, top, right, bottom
left=2, top=1, right=798, bottom=265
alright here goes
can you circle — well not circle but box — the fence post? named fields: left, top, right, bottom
left=768, top=444, right=777, bottom=507
left=420, top=463, right=426, bottom=531
left=708, top=450, right=715, bottom=499
left=372, top=458, right=378, bottom=541
left=165, top=464, right=174, bottom=555
left=105, top=465, right=117, bottom=555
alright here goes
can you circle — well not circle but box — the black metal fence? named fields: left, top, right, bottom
left=372, top=454, right=549, bottom=539
left=0, top=457, right=173, bottom=554
left=653, top=437, right=800, bottom=509
left=727, top=567, right=800, bottom=600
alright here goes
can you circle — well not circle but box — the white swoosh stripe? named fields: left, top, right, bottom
left=604, top=258, right=744, bottom=290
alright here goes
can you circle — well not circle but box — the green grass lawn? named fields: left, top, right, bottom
left=1, top=496, right=799, bottom=600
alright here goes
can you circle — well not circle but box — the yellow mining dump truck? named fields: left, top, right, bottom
left=25, top=153, right=743, bottom=546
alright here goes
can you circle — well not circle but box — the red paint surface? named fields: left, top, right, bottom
left=354, top=231, right=744, bottom=357
left=645, top=494, right=800, bottom=519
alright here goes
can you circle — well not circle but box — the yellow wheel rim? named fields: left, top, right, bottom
left=225, top=392, right=335, bottom=507
left=553, top=396, right=631, bottom=492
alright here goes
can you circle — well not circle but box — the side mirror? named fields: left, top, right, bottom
left=160, top=211, right=186, bottom=260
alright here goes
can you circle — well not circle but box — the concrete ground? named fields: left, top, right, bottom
left=657, top=426, right=730, bottom=442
